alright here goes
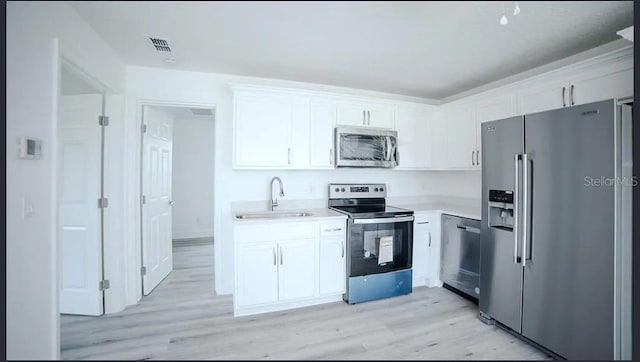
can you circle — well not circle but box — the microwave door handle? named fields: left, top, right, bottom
left=386, top=137, right=392, bottom=161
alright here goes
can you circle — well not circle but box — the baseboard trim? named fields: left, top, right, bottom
left=172, top=230, right=214, bottom=240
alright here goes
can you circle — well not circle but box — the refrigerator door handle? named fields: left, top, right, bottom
left=514, top=154, right=521, bottom=264
left=522, top=153, right=529, bottom=267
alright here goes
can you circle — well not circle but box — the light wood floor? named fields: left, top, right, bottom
left=61, top=240, right=551, bottom=360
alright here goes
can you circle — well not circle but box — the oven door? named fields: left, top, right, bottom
left=335, top=127, right=398, bottom=168
left=347, top=216, right=413, bottom=277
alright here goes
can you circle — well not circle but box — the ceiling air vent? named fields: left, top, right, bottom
left=190, top=108, right=213, bottom=116
left=149, top=37, right=171, bottom=52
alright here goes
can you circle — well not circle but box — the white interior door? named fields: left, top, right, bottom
left=142, top=106, right=174, bottom=295
left=58, top=94, right=104, bottom=316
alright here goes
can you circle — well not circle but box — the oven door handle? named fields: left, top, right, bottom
left=353, top=216, right=414, bottom=224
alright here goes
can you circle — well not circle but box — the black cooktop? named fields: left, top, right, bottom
left=328, top=197, right=413, bottom=219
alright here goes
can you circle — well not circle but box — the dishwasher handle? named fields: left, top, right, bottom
left=457, top=224, right=480, bottom=234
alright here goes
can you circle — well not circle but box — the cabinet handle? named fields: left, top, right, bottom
left=287, top=148, right=291, bottom=165
left=323, top=228, right=342, bottom=232
left=329, top=148, right=333, bottom=164
left=367, top=110, right=371, bottom=125
left=471, top=151, right=475, bottom=166
left=570, top=84, right=575, bottom=106
left=363, top=110, right=366, bottom=125
left=416, top=221, right=430, bottom=224
left=562, top=87, right=566, bottom=107
left=428, top=231, right=432, bottom=247
left=280, top=246, right=283, bottom=265
left=476, top=150, right=480, bottom=166
left=273, top=247, right=276, bottom=266
left=341, top=240, right=345, bottom=258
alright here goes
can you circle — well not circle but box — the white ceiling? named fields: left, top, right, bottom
left=71, top=1, right=633, bottom=100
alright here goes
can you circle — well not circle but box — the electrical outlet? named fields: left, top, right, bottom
left=309, top=184, right=314, bottom=194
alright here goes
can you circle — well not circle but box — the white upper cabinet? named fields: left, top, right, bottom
left=395, top=106, right=434, bottom=170
left=516, top=53, right=633, bottom=115
left=475, top=94, right=517, bottom=166
left=309, top=99, right=336, bottom=169
left=516, top=78, right=569, bottom=115
left=445, top=102, right=477, bottom=169
left=568, top=61, right=633, bottom=106
left=233, top=91, right=295, bottom=168
left=336, top=101, right=394, bottom=129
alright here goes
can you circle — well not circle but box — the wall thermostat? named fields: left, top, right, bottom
left=18, top=137, right=43, bottom=159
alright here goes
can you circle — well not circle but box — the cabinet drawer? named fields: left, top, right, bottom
left=320, top=221, right=346, bottom=237
left=236, top=222, right=316, bottom=242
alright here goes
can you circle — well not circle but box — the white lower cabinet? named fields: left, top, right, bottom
left=319, top=237, right=346, bottom=295
left=234, top=218, right=346, bottom=316
left=412, top=213, right=441, bottom=288
left=278, top=239, right=317, bottom=301
left=235, top=242, right=279, bottom=307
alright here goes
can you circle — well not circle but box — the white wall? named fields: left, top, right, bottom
left=436, top=171, right=481, bottom=199
left=123, top=66, right=443, bottom=303
left=6, top=2, right=126, bottom=359
left=172, top=117, right=216, bottom=240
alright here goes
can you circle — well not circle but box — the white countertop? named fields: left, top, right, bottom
left=390, top=196, right=481, bottom=220
left=231, top=196, right=481, bottom=224
left=233, top=207, right=346, bottom=224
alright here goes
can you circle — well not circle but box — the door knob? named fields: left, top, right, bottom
left=169, top=200, right=175, bottom=206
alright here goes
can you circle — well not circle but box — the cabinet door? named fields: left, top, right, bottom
left=445, top=102, right=477, bottom=169
left=426, top=215, right=442, bottom=287
left=395, top=107, right=432, bottom=169
left=234, top=93, right=292, bottom=167
left=235, top=242, right=278, bottom=307
left=309, top=100, right=336, bottom=168
left=412, top=217, right=431, bottom=287
left=319, top=237, right=346, bottom=295
left=336, top=103, right=367, bottom=127
left=278, top=239, right=317, bottom=301
left=516, top=79, right=568, bottom=115
left=367, top=104, right=395, bottom=129
left=570, top=66, right=633, bottom=106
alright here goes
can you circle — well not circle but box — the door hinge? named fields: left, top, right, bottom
left=98, top=115, right=110, bottom=126
left=141, top=266, right=147, bottom=276
left=140, top=195, right=146, bottom=205
left=141, top=123, right=147, bottom=133
left=99, top=280, right=110, bottom=291
left=98, top=198, right=109, bottom=208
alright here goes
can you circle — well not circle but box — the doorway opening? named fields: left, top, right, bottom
left=139, top=104, right=216, bottom=296
left=57, top=59, right=108, bottom=316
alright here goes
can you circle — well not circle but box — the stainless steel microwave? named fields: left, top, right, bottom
left=334, top=127, right=398, bottom=168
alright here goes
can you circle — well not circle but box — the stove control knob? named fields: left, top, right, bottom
left=334, top=188, right=340, bottom=192
left=379, top=187, right=384, bottom=192
left=341, top=188, right=346, bottom=192
left=374, top=188, right=379, bottom=192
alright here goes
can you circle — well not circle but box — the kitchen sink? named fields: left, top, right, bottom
left=235, top=211, right=313, bottom=219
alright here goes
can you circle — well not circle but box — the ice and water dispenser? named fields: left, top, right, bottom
left=487, top=189, right=514, bottom=231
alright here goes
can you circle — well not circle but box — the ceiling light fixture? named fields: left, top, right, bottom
left=500, top=2, right=508, bottom=25
left=499, top=1, right=521, bottom=25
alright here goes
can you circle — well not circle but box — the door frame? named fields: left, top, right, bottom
left=135, top=100, right=217, bottom=297
left=57, top=56, right=109, bottom=315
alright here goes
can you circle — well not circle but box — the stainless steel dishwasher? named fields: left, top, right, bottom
left=441, top=214, right=481, bottom=300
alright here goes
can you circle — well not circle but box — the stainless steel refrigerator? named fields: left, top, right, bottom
left=479, top=99, right=632, bottom=360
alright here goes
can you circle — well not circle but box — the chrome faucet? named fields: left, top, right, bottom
left=270, top=176, right=285, bottom=211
